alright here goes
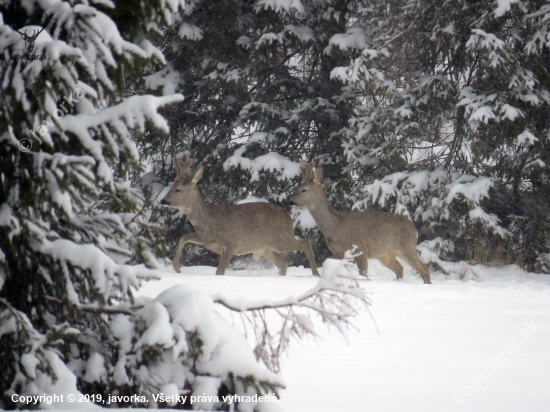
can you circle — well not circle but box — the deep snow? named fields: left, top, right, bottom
left=134, top=260, right=550, bottom=412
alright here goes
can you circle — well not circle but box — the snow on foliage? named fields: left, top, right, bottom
left=353, top=169, right=510, bottom=260
left=328, top=27, right=370, bottom=51
left=525, top=4, right=550, bottom=53
left=494, top=0, right=520, bottom=17
left=144, top=285, right=282, bottom=381
left=285, top=25, right=314, bottom=42
left=0, top=304, right=95, bottom=409
left=109, top=286, right=286, bottom=410
left=57, top=94, right=183, bottom=180
left=144, top=64, right=182, bottom=95
left=36, top=239, right=157, bottom=299
left=0, top=0, right=191, bottom=408
left=178, top=22, right=203, bottom=40
left=236, top=195, right=270, bottom=204
left=255, top=0, right=305, bottom=14
left=516, top=129, right=538, bottom=146
left=224, top=147, right=302, bottom=182
left=337, top=0, right=550, bottom=271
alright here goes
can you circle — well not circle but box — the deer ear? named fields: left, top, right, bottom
left=191, top=165, right=204, bottom=184
left=300, top=163, right=314, bottom=183
left=180, top=154, right=194, bottom=171
left=313, top=167, right=323, bottom=184
left=174, top=158, right=183, bottom=176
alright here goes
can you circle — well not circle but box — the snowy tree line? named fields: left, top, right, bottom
left=0, top=0, right=549, bottom=410
left=141, top=0, right=550, bottom=273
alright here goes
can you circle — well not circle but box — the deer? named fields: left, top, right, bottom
left=290, top=162, right=431, bottom=284
left=160, top=155, right=320, bottom=277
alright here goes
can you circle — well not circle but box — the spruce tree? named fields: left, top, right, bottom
left=0, top=0, right=181, bottom=405
left=341, top=0, right=550, bottom=270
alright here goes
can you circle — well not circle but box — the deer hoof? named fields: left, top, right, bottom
left=173, top=264, right=181, bottom=273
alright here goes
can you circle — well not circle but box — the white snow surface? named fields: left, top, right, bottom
left=34, top=260, right=550, bottom=411
left=126, top=261, right=550, bottom=412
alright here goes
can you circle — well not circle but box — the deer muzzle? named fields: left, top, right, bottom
left=289, top=193, right=301, bottom=207
left=289, top=193, right=297, bottom=206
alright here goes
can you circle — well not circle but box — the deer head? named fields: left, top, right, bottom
left=160, top=155, right=203, bottom=211
left=290, top=161, right=325, bottom=209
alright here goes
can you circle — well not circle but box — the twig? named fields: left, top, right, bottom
left=45, top=296, right=141, bottom=315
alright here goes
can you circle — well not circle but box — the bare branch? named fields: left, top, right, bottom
left=212, top=252, right=372, bottom=372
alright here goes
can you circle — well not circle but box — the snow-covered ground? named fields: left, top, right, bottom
left=136, top=260, right=550, bottom=412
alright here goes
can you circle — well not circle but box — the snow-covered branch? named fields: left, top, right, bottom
left=213, top=253, right=371, bottom=372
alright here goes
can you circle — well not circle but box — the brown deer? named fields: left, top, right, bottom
left=160, top=156, right=320, bottom=277
left=290, top=162, right=431, bottom=284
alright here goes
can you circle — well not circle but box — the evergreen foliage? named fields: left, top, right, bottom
left=0, top=0, right=186, bottom=407
left=143, top=0, right=550, bottom=273
left=341, top=0, right=550, bottom=271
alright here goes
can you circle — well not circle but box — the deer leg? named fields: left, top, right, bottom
left=173, top=233, right=203, bottom=273
left=216, top=244, right=237, bottom=276
left=379, top=253, right=404, bottom=279
left=263, top=248, right=289, bottom=276
left=398, top=250, right=432, bottom=284
left=294, top=238, right=320, bottom=277
left=387, top=257, right=404, bottom=279
left=355, top=253, right=369, bottom=278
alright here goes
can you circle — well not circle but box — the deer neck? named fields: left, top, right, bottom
left=308, top=193, right=342, bottom=232
left=183, top=188, right=215, bottom=227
